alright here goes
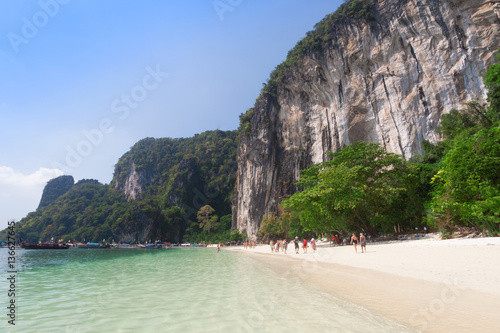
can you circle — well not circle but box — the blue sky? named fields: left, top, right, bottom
left=0, top=0, right=343, bottom=230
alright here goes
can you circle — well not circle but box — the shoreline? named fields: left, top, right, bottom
left=225, top=237, right=500, bottom=332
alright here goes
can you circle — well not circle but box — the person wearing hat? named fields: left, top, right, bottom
left=360, top=233, right=367, bottom=253
left=310, top=237, right=316, bottom=253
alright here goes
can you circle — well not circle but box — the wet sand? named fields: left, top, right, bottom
left=226, top=237, right=500, bottom=332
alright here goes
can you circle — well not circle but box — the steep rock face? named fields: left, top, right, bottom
left=115, top=162, right=152, bottom=201
left=233, top=0, right=500, bottom=239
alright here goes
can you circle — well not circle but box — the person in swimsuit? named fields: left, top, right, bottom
left=350, top=233, right=358, bottom=253
left=302, top=238, right=308, bottom=254
left=360, top=233, right=366, bottom=253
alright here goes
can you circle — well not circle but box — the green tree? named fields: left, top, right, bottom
left=218, top=214, right=232, bottom=232
left=197, top=205, right=219, bottom=234
left=438, top=102, right=494, bottom=147
left=257, top=211, right=290, bottom=240
left=283, top=142, right=418, bottom=235
left=426, top=50, right=500, bottom=235
left=484, top=51, right=500, bottom=123
left=429, top=127, right=500, bottom=233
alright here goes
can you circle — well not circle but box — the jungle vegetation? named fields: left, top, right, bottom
left=1, top=130, right=240, bottom=244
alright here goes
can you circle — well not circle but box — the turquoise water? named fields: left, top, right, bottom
left=1, top=248, right=412, bottom=332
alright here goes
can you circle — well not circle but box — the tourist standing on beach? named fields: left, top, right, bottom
left=283, top=239, right=288, bottom=254
left=294, top=237, right=300, bottom=254
left=303, top=238, right=308, bottom=254
left=360, top=233, right=366, bottom=253
left=350, top=233, right=358, bottom=253
left=310, top=238, right=316, bottom=253
left=270, top=240, right=275, bottom=253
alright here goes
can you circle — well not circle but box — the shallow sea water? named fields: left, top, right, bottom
left=1, top=248, right=414, bottom=332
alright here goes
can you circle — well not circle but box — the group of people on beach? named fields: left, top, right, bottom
left=241, top=232, right=367, bottom=255
left=269, top=237, right=317, bottom=254
left=269, top=239, right=288, bottom=254
left=266, top=233, right=366, bottom=254
left=243, top=241, right=257, bottom=249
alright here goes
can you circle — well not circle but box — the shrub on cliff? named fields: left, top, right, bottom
left=484, top=52, right=500, bottom=122
left=260, top=0, right=376, bottom=99
left=238, top=108, right=254, bottom=136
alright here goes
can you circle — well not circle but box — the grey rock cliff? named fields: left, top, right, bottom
left=233, top=0, right=500, bottom=239
left=115, top=162, right=151, bottom=201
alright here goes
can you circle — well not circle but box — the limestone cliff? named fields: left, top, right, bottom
left=115, top=162, right=149, bottom=200
left=112, top=131, right=238, bottom=218
left=233, top=0, right=500, bottom=239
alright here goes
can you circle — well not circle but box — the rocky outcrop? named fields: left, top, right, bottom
left=233, top=0, right=500, bottom=239
left=111, top=132, right=238, bottom=224
left=38, top=175, right=74, bottom=209
left=114, top=162, right=151, bottom=200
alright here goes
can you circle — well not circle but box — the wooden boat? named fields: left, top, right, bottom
left=144, top=243, right=163, bottom=249
left=77, top=242, right=108, bottom=248
left=21, top=242, right=70, bottom=250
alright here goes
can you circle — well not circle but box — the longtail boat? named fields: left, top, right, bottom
left=21, top=242, right=70, bottom=249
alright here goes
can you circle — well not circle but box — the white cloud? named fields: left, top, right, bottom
left=0, top=166, right=64, bottom=231
left=0, top=166, right=64, bottom=187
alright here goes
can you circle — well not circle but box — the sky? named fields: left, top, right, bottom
left=0, top=0, right=343, bottom=231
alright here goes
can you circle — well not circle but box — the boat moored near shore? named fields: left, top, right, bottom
left=21, top=242, right=70, bottom=250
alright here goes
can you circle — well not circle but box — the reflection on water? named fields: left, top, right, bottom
left=0, top=248, right=413, bottom=332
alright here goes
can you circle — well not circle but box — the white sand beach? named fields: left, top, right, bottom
left=225, top=235, right=500, bottom=332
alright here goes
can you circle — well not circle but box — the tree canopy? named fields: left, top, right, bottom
left=282, top=142, right=418, bottom=235
left=197, top=205, right=219, bottom=234
left=429, top=127, right=500, bottom=233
